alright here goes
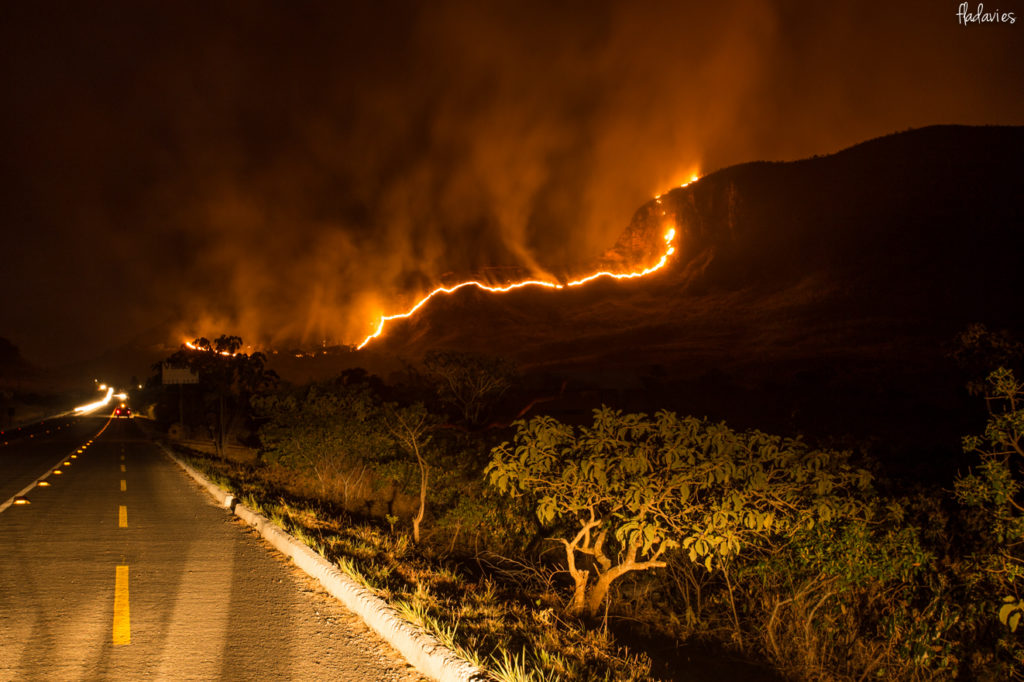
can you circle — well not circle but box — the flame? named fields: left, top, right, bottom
left=184, top=341, right=237, bottom=357
left=356, top=221, right=679, bottom=350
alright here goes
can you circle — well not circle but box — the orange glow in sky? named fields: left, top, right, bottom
left=182, top=180, right=696, bottom=353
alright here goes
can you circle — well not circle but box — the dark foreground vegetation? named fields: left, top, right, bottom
left=149, top=329, right=1024, bottom=681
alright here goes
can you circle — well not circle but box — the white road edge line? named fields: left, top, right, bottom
left=157, top=443, right=490, bottom=682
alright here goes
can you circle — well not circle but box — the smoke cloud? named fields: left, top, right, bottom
left=1, top=0, right=1021, bottom=363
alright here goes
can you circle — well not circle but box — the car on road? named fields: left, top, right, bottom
left=114, top=404, right=131, bottom=418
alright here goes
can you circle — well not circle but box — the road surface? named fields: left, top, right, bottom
left=0, top=416, right=427, bottom=680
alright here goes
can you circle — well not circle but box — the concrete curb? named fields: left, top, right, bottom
left=157, top=443, right=490, bottom=682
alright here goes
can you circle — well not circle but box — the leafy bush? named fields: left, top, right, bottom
left=256, top=381, right=393, bottom=502
left=956, top=367, right=1024, bottom=674
left=487, top=407, right=873, bottom=618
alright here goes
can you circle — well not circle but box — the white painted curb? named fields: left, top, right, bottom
left=158, top=443, right=491, bottom=682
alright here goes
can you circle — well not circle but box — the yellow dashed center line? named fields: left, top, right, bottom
left=118, top=505, right=127, bottom=528
left=120, top=479, right=126, bottom=492
left=120, top=464, right=126, bottom=473
left=113, top=565, right=130, bottom=645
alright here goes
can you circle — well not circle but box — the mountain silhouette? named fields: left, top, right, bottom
left=367, top=125, right=1023, bottom=369
left=359, top=125, right=1024, bottom=472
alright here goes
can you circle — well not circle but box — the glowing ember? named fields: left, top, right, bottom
left=357, top=223, right=679, bottom=350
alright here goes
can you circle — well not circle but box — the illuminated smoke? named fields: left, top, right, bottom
left=2, top=1, right=1021, bottom=362
left=357, top=225, right=678, bottom=349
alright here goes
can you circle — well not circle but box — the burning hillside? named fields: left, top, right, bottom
left=357, top=225, right=679, bottom=349
left=360, top=125, right=1024, bottom=379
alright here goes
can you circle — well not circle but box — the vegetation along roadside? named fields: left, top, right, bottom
left=149, top=328, right=1024, bottom=681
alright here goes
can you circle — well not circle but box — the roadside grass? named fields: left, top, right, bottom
left=171, top=445, right=658, bottom=681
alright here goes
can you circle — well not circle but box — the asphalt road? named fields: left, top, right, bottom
left=0, top=416, right=427, bottom=680
left=0, top=416, right=91, bottom=505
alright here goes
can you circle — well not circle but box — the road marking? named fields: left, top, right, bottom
left=113, top=565, right=130, bottom=645
left=0, top=447, right=84, bottom=514
left=120, top=464, right=126, bottom=472
left=120, top=455, right=125, bottom=461
left=120, top=479, right=126, bottom=492
left=118, top=505, right=127, bottom=528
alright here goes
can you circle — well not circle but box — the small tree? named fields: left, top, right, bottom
left=487, top=407, right=872, bottom=618
left=423, top=350, right=516, bottom=426
left=956, top=367, right=1024, bottom=633
left=384, top=402, right=436, bottom=543
left=161, top=335, right=276, bottom=455
left=257, top=382, right=389, bottom=502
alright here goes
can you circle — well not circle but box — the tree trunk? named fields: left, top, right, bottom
left=722, top=561, right=744, bottom=650
left=412, top=442, right=427, bottom=544
left=584, top=548, right=668, bottom=617
left=586, top=563, right=638, bottom=617
left=586, top=572, right=615, bottom=617
left=217, top=394, right=225, bottom=458
left=569, top=568, right=589, bottom=615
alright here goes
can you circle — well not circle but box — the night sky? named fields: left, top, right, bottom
left=2, top=1, right=1022, bottom=365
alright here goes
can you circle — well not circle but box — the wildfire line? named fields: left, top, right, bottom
left=184, top=341, right=237, bottom=356
left=356, top=226, right=677, bottom=350
left=181, top=176, right=698, bottom=353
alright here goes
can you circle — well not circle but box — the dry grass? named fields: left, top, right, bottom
left=173, top=445, right=659, bottom=681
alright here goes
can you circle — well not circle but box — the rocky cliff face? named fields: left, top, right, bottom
left=598, top=202, right=670, bottom=270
